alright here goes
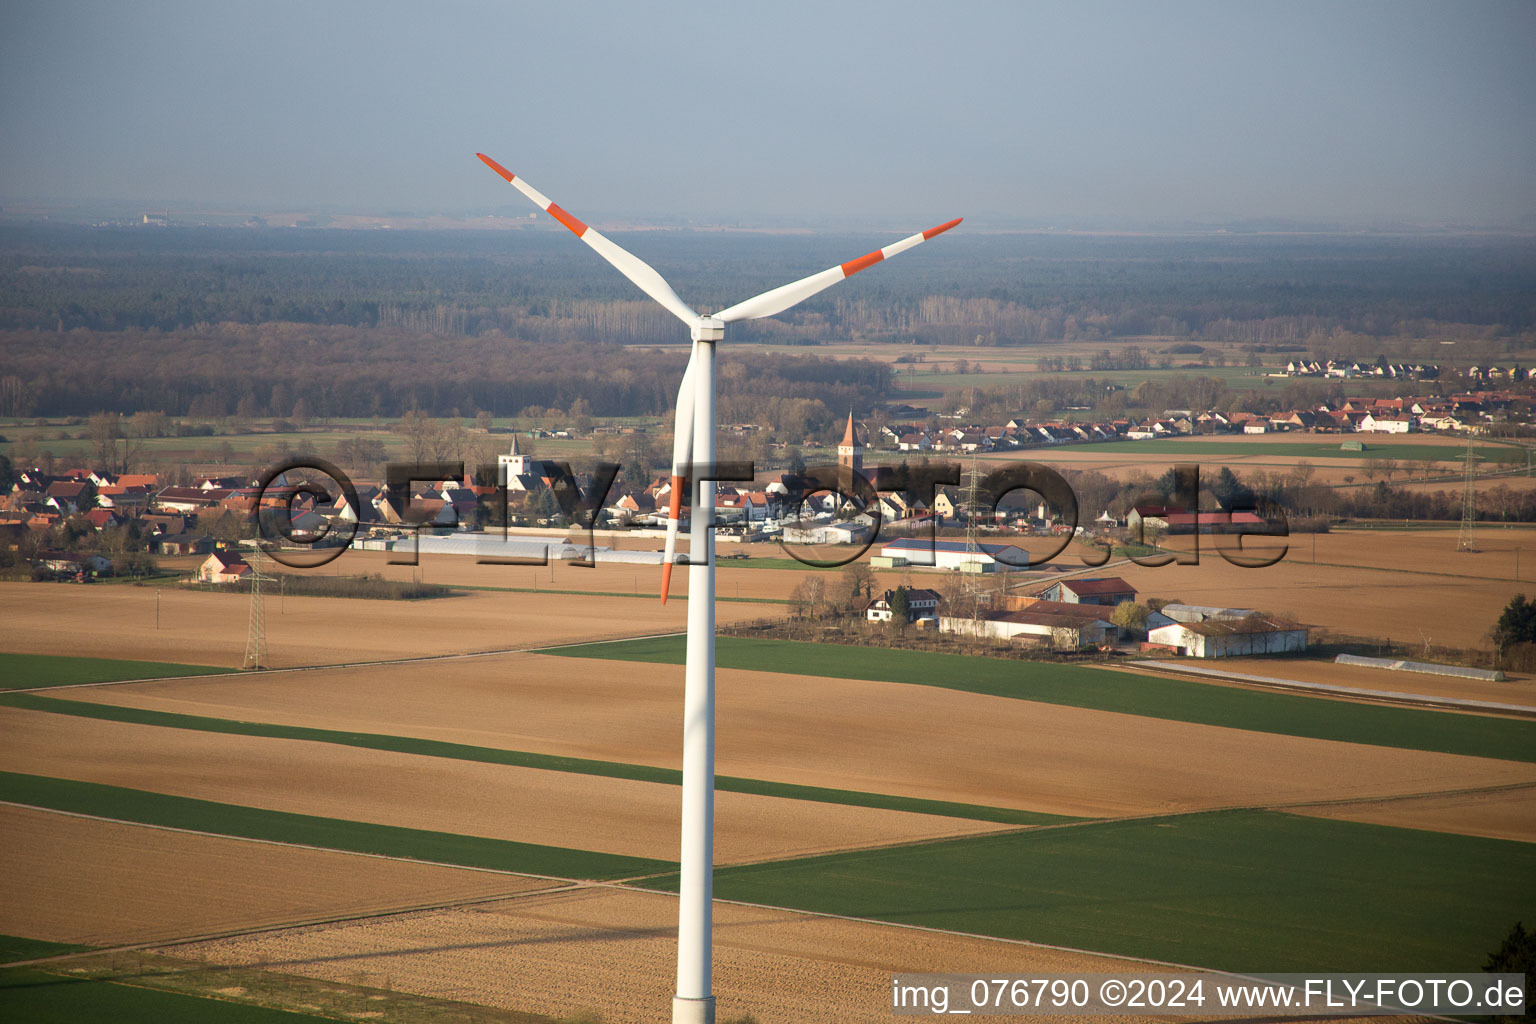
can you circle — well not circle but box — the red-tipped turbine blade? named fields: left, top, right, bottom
left=475, top=154, right=700, bottom=327
left=713, top=217, right=962, bottom=323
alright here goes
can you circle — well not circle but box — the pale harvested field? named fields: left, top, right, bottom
left=0, top=707, right=1005, bottom=864
left=69, top=654, right=1536, bottom=818
left=1205, top=656, right=1536, bottom=707
left=177, top=886, right=1211, bottom=1024
left=333, top=546, right=819, bottom=602
left=1285, top=786, right=1536, bottom=844
left=0, top=804, right=541, bottom=947
left=0, top=579, right=773, bottom=668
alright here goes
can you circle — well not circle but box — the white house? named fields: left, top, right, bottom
left=1360, top=413, right=1414, bottom=434
left=865, top=587, right=942, bottom=623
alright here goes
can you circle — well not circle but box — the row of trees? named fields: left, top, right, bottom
left=0, top=323, right=890, bottom=432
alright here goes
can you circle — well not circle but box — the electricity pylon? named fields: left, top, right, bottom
left=243, top=546, right=270, bottom=669
left=1456, top=437, right=1482, bottom=553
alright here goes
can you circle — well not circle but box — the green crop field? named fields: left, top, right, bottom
left=543, top=636, right=1536, bottom=763
left=0, top=653, right=234, bottom=691
left=0, top=936, right=90, bottom=966
left=638, top=809, right=1536, bottom=973
left=0, top=967, right=340, bottom=1024
left=0, top=771, right=669, bottom=880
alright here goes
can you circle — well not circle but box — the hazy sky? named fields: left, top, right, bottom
left=2, top=0, right=1532, bottom=227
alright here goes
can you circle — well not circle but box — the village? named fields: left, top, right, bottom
left=5, top=349, right=1534, bottom=674
left=7, top=397, right=1436, bottom=667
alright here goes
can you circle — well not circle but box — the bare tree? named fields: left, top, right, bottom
left=841, top=562, right=877, bottom=607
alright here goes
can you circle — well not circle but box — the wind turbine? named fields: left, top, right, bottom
left=477, top=153, right=959, bottom=1024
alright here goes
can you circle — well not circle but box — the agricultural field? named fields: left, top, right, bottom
left=2, top=547, right=1532, bottom=1022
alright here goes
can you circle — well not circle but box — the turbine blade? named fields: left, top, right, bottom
left=477, top=154, right=700, bottom=327
left=661, top=351, right=697, bottom=603
left=714, top=218, right=961, bottom=323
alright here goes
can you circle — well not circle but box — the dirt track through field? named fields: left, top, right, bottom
left=66, top=654, right=1536, bottom=819
left=174, top=886, right=1218, bottom=1024
left=0, top=804, right=543, bottom=947
left=0, top=707, right=1006, bottom=864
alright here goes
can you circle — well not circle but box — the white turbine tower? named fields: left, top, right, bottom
left=478, top=153, right=959, bottom=1024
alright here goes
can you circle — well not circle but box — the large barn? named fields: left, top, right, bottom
left=1148, top=616, right=1308, bottom=657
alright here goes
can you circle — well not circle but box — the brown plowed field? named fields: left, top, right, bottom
left=66, top=655, right=1536, bottom=818
left=0, top=804, right=543, bottom=947
left=0, top=707, right=1006, bottom=864
left=0, top=581, right=774, bottom=668
left=1109, top=553, right=1521, bottom=649
left=175, top=886, right=1214, bottom=1024
left=1284, top=786, right=1536, bottom=844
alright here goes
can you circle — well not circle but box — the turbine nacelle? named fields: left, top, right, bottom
left=690, top=317, right=725, bottom=342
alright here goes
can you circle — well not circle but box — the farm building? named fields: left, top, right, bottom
left=941, top=601, right=1115, bottom=649
left=1039, top=576, right=1136, bottom=605
left=1158, top=603, right=1259, bottom=624
left=1128, top=506, right=1270, bottom=535
left=781, top=520, right=872, bottom=546
left=877, top=538, right=1031, bottom=572
left=1147, top=616, right=1308, bottom=657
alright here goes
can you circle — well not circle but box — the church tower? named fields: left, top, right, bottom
left=837, top=411, right=863, bottom=475
left=498, top=434, right=531, bottom=481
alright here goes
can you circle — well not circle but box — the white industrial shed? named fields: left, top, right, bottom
left=385, top=533, right=665, bottom=565
left=878, top=538, right=1032, bottom=571
left=1148, top=617, right=1308, bottom=658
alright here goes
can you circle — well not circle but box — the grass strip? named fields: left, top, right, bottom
left=0, top=936, right=91, bottom=965
left=541, top=636, right=1536, bottom=764
left=7, top=949, right=564, bottom=1023
left=0, top=693, right=1069, bottom=826
left=637, top=809, right=1536, bottom=974
left=0, top=771, right=669, bottom=880
left=0, top=967, right=338, bottom=1023
left=0, top=653, right=234, bottom=691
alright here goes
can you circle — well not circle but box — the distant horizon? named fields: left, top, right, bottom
left=3, top=2, right=1532, bottom=231
left=3, top=194, right=1533, bottom=237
